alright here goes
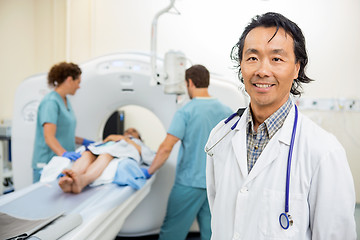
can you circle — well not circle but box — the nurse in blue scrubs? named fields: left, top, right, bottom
left=32, top=62, right=94, bottom=183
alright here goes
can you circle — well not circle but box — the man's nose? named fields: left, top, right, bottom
left=254, top=60, right=272, bottom=78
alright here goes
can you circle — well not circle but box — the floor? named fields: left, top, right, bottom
left=116, top=232, right=200, bottom=240
left=118, top=204, right=360, bottom=239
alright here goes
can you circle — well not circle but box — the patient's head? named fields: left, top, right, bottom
left=124, top=128, right=142, bottom=140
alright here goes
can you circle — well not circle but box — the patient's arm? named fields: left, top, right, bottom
left=123, top=137, right=142, bottom=155
left=103, top=134, right=125, bottom=142
left=104, top=134, right=142, bottom=155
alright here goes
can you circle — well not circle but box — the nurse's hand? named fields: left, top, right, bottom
left=62, top=151, right=81, bottom=161
left=82, top=138, right=95, bottom=147
left=140, top=168, right=152, bottom=179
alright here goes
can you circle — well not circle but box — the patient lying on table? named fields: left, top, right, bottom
left=58, top=128, right=155, bottom=193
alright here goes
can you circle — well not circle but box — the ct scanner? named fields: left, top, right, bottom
left=0, top=52, right=247, bottom=239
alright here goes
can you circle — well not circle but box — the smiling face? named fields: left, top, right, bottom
left=240, top=26, right=300, bottom=115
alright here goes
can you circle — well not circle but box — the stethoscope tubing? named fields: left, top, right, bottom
left=205, top=109, right=243, bottom=153
left=285, top=105, right=298, bottom=213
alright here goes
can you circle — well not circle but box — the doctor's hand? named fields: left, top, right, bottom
left=62, top=151, right=81, bottom=161
left=82, top=138, right=95, bottom=147
left=140, top=168, right=152, bottom=179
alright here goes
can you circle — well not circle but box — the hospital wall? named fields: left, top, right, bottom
left=0, top=0, right=359, bottom=202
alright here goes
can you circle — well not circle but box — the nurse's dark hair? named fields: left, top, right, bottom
left=185, top=64, right=210, bottom=88
left=48, top=62, right=82, bottom=87
left=230, top=12, right=313, bottom=96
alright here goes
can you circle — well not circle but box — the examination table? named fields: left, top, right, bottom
left=0, top=176, right=155, bottom=239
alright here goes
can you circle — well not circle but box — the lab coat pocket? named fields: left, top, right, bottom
left=258, top=188, right=305, bottom=239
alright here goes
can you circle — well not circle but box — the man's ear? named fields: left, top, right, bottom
left=294, top=62, right=300, bottom=80
left=188, top=78, right=195, bottom=87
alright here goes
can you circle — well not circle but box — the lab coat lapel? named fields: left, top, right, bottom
left=243, top=104, right=296, bottom=185
left=244, top=135, right=280, bottom=185
left=231, top=117, right=248, bottom=178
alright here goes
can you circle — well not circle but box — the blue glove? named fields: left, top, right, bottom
left=62, top=151, right=81, bottom=161
left=82, top=138, right=95, bottom=147
left=140, top=168, right=152, bottom=179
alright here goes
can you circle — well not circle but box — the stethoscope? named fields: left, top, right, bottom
left=205, top=105, right=299, bottom=230
left=205, top=108, right=246, bottom=156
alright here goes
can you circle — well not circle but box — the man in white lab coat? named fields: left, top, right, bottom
left=205, top=12, right=357, bottom=239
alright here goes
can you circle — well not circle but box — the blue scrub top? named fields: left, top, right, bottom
left=168, top=98, right=233, bottom=188
left=32, top=91, right=77, bottom=169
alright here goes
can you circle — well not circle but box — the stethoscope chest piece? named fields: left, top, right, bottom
left=279, top=212, right=293, bottom=230
left=205, top=147, right=214, bottom=157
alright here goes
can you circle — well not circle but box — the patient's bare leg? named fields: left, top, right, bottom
left=71, top=151, right=97, bottom=174
left=58, top=169, right=74, bottom=193
left=71, top=153, right=114, bottom=193
left=58, top=151, right=96, bottom=193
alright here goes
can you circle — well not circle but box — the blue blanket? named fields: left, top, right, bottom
left=112, top=158, right=147, bottom=190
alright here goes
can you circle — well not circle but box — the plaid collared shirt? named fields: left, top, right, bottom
left=246, top=98, right=292, bottom=172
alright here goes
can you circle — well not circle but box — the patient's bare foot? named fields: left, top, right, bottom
left=58, top=170, right=74, bottom=193
left=66, top=169, right=86, bottom=194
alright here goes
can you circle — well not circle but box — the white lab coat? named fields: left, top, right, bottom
left=206, top=106, right=356, bottom=240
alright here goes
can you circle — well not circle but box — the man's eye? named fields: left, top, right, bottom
left=273, top=58, right=282, bottom=62
left=247, top=57, right=257, bottom=61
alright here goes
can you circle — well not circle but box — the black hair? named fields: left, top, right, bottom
left=230, top=12, right=313, bottom=96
